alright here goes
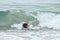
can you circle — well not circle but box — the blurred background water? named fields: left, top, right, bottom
left=0, top=0, right=60, bottom=40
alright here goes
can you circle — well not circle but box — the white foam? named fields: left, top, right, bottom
left=0, top=30, right=41, bottom=40
left=37, top=12, right=60, bottom=29
left=11, top=22, right=25, bottom=29
left=40, top=30, right=60, bottom=40
left=0, top=31, right=24, bottom=40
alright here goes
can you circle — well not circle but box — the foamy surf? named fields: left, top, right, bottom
left=0, top=0, right=60, bottom=40
left=0, top=30, right=41, bottom=40
left=0, top=29, right=60, bottom=40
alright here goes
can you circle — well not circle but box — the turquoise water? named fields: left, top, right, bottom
left=0, top=9, right=39, bottom=30
left=0, top=0, right=60, bottom=30
left=0, top=3, right=60, bottom=30
left=0, top=0, right=60, bottom=40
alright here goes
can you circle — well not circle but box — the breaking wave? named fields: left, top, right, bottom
left=0, top=7, right=60, bottom=30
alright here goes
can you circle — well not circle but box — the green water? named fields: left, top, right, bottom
left=0, top=10, right=39, bottom=30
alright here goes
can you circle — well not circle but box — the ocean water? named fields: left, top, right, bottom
left=0, top=0, right=60, bottom=40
